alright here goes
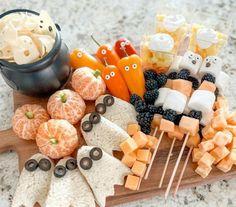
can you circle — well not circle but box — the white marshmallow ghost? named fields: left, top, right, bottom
left=199, top=56, right=222, bottom=78
left=179, top=51, right=202, bottom=75
left=149, top=33, right=174, bottom=52
left=154, top=88, right=172, bottom=107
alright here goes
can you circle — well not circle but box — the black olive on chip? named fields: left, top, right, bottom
left=25, top=159, right=38, bottom=172
left=66, top=159, right=77, bottom=171
left=89, top=147, right=103, bottom=161
left=38, top=158, right=51, bottom=171
left=54, top=165, right=67, bottom=178
left=95, top=103, right=106, bottom=114
left=103, top=95, right=114, bottom=106
left=80, top=157, right=93, bottom=170
left=89, top=112, right=101, bottom=124
left=82, top=121, right=93, bottom=132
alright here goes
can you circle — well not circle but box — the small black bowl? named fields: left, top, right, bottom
left=0, top=9, right=71, bottom=96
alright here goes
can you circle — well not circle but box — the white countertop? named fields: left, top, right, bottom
left=1, top=0, right=236, bottom=206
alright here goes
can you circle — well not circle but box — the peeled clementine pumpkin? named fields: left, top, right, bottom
left=47, top=89, right=86, bottom=124
left=71, top=67, right=106, bottom=100
left=36, top=119, right=79, bottom=159
left=12, top=104, right=50, bottom=140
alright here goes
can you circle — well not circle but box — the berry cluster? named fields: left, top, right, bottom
left=188, top=110, right=202, bottom=121
left=201, top=73, right=216, bottom=83
left=177, top=69, right=190, bottom=80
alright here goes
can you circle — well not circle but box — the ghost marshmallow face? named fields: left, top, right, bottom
left=179, top=51, right=202, bottom=75
left=199, top=56, right=222, bottom=78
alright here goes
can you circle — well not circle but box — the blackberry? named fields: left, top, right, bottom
left=174, top=114, right=184, bottom=125
left=156, top=106, right=164, bottom=115
left=177, top=69, right=190, bottom=80
left=144, top=70, right=157, bottom=80
left=144, top=89, right=159, bottom=104
left=168, top=72, right=177, bottom=80
left=141, top=126, right=151, bottom=134
left=147, top=105, right=160, bottom=114
left=163, top=109, right=177, bottom=122
left=134, top=100, right=148, bottom=113
left=188, top=76, right=199, bottom=90
left=145, top=79, right=159, bottom=91
left=215, top=87, right=219, bottom=98
left=188, top=110, right=202, bottom=121
left=201, top=73, right=215, bottom=83
left=136, top=112, right=153, bottom=127
left=156, top=73, right=167, bottom=87
left=130, top=94, right=142, bottom=106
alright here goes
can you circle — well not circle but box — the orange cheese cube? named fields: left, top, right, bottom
left=146, top=135, right=158, bottom=149
left=172, top=79, right=192, bottom=97
left=120, top=138, right=138, bottom=154
left=198, top=152, right=215, bottom=167
left=201, top=125, right=216, bottom=140
left=127, top=123, right=141, bottom=136
left=198, top=80, right=216, bottom=93
left=195, top=164, right=212, bottom=178
left=192, top=148, right=205, bottom=162
left=179, top=116, right=199, bottom=136
left=125, top=175, right=140, bottom=191
left=216, top=157, right=233, bottom=173
left=210, top=146, right=230, bottom=164
left=226, top=125, right=236, bottom=136
left=187, top=133, right=201, bottom=148
left=214, top=109, right=228, bottom=118
left=227, top=111, right=236, bottom=125
left=121, top=152, right=136, bottom=167
left=168, top=125, right=184, bottom=141
left=159, top=119, right=175, bottom=132
left=136, top=149, right=151, bottom=164
left=131, top=161, right=147, bottom=177
left=151, top=114, right=162, bottom=128
left=227, top=137, right=236, bottom=150
left=133, top=131, right=148, bottom=148
left=228, top=149, right=236, bottom=164
left=215, top=96, right=229, bottom=110
left=199, top=140, right=215, bottom=152
left=213, top=131, right=231, bottom=147
left=165, top=79, right=173, bottom=89
left=211, top=114, right=227, bottom=130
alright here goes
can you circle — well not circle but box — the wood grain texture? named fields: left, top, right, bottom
left=0, top=91, right=235, bottom=207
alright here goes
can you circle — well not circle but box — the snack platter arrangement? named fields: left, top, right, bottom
left=0, top=8, right=236, bottom=207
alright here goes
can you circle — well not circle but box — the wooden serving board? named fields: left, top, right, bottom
left=1, top=91, right=236, bottom=207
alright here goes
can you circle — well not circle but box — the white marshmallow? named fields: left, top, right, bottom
left=196, top=28, right=218, bottom=49
left=200, top=110, right=213, bottom=126
left=169, top=55, right=182, bottom=73
left=163, top=90, right=187, bottom=114
left=188, top=90, right=215, bottom=114
left=199, top=56, right=222, bottom=78
left=154, top=88, right=171, bottom=107
left=149, top=33, right=174, bottom=52
left=216, top=71, right=229, bottom=95
left=179, top=51, right=202, bottom=75
left=163, top=15, right=186, bottom=32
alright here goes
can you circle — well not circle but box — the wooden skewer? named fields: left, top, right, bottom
left=144, top=128, right=164, bottom=180
left=173, top=146, right=193, bottom=197
left=164, top=132, right=190, bottom=199
left=158, top=137, right=176, bottom=188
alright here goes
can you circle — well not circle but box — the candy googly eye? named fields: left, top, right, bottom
left=124, top=66, right=129, bottom=71
left=120, top=42, right=126, bottom=47
left=105, top=74, right=110, bottom=80
left=77, top=52, right=82, bottom=58
left=110, top=71, right=115, bottom=77
left=101, top=49, right=107, bottom=55
left=132, top=64, right=137, bottom=69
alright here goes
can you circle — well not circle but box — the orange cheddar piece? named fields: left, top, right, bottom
left=210, top=146, right=230, bottom=164
left=136, top=149, right=151, bottom=164
left=211, top=113, right=227, bottom=130
left=198, top=152, right=215, bottom=167
left=133, top=131, right=148, bottom=148
left=227, top=111, right=236, bottom=125
left=216, top=157, right=233, bottom=173
left=227, top=137, right=236, bottom=150
left=127, top=123, right=141, bottom=136
left=192, top=148, right=205, bottom=162
left=172, top=79, right=192, bottom=97
left=121, top=152, right=136, bottom=167
left=226, top=125, right=236, bottom=136
left=198, top=80, right=216, bottom=93
left=214, top=109, right=228, bottom=118
left=131, top=161, right=147, bottom=177
left=146, top=135, right=158, bottom=149
left=159, top=119, right=175, bottom=132
left=195, top=164, right=212, bottom=178
left=120, top=138, right=138, bottom=154
left=201, top=125, right=216, bottom=140
left=228, top=149, right=236, bottom=164
left=168, top=125, right=184, bottom=141
left=215, top=96, right=229, bottom=110
left=213, top=131, right=231, bottom=147
left=165, top=79, right=173, bottom=89
left=187, top=133, right=201, bottom=148
left=151, top=114, right=162, bottom=128
left=179, top=116, right=199, bottom=136
left=199, top=140, right=215, bottom=152
left=125, top=175, right=140, bottom=191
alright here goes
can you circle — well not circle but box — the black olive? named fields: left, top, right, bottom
left=89, top=112, right=101, bottom=124
left=25, top=159, right=38, bottom=172
left=66, top=159, right=77, bottom=171
left=80, top=157, right=92, bottom=170
left=82, top=121, right=93, bottom=132
left=54, top=165, right=67, bottom=178
left=89, top=147, right=103, bottom=161
left=95, top=103, right=106, bottom=114
left=103, top=95, right=114, bottom=106
left=38, top=158, right=51, bottom=171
